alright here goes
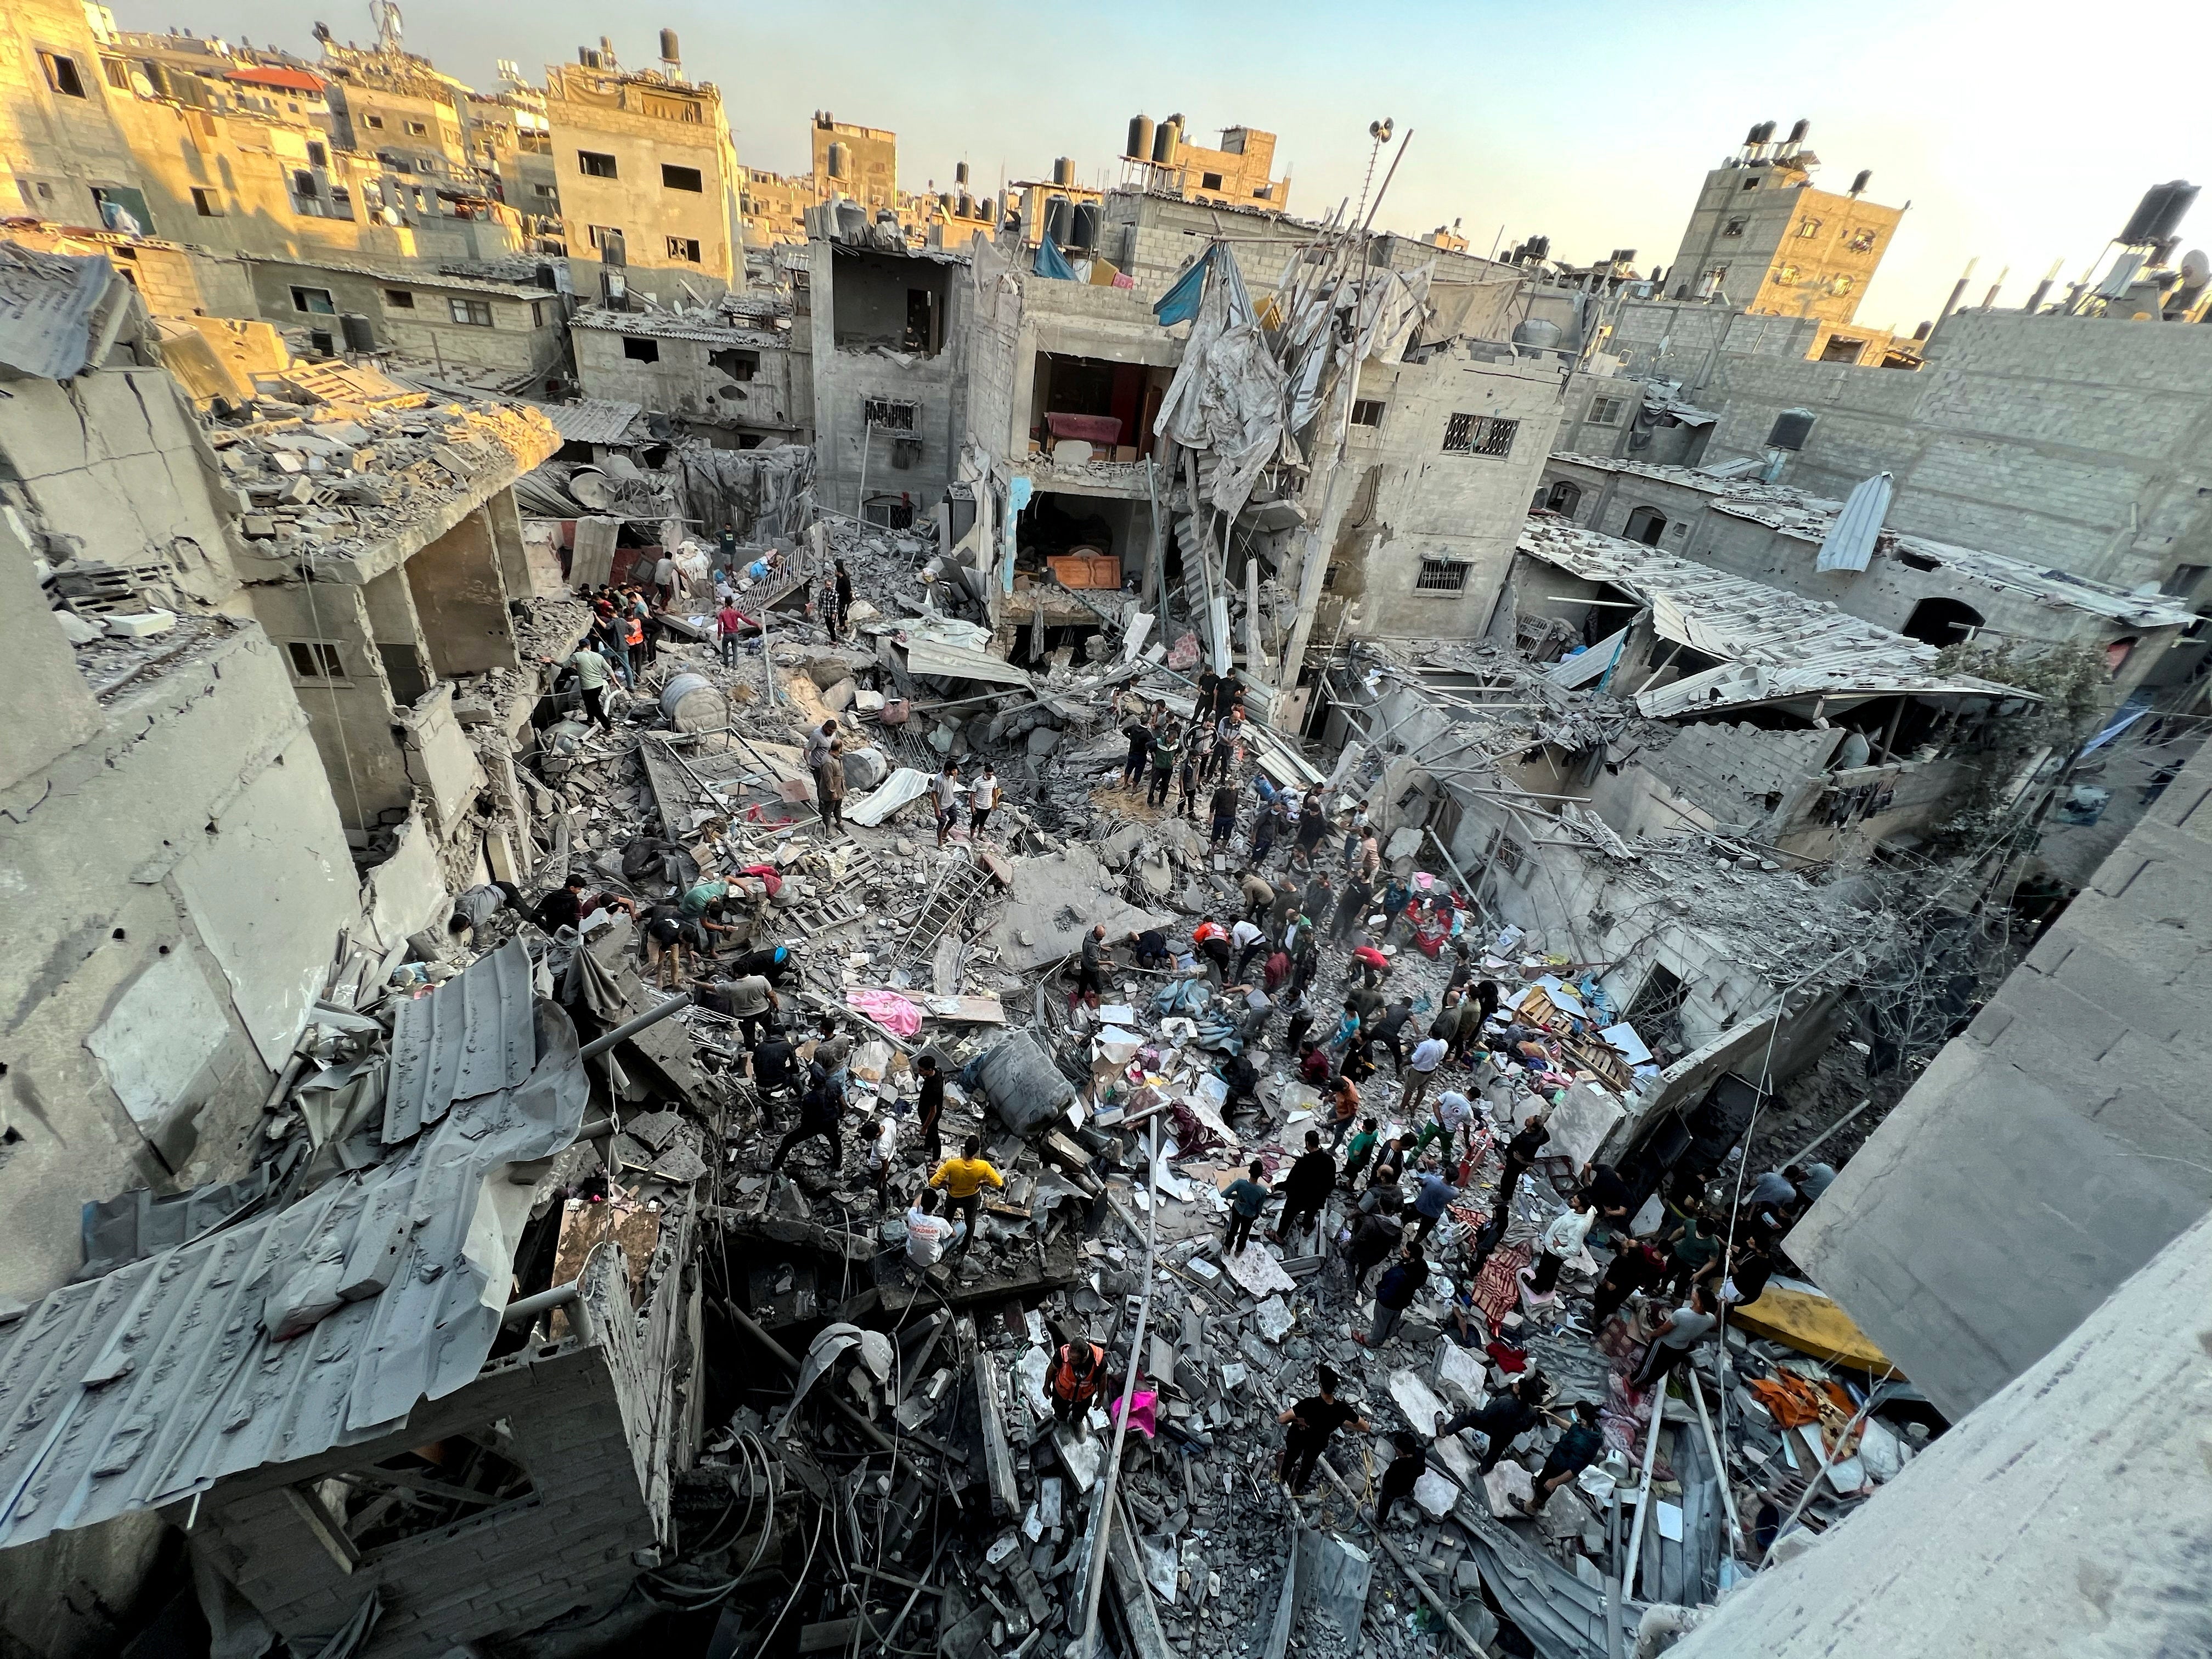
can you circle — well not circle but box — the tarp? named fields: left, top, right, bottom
left=1034, top=236, right=1077, bottom=281
left=1152, top=242, right=1287, bottom=521
left=847, top=767, right=933, bottom=827
left=1815, top=471, right=1894, bottom=573
left=1153, top=249, right=1210, bottom=327
left=1733, top=1283, right=1897, bottom=1372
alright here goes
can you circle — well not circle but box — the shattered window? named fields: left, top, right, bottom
left=1847, top=227, right=1878, bottom=252
left=1771, top=263, right=1800, bottom=287
left=1442, top=414, right=1516, bottom=458
left=285, top=640, right=345, bottom=680
left=41, top=53, right=87, bottom=99
left=290, top=285, right=336, bottom=314
left=1796, top=217, right=1822, bottom=238
left=1827, top=274, right=1855, bottom=297
left=1622, top=963, right=1691, bottom=1057
left=1350, top=399, right=1386, bottom=426
left=301, top=1421, right=537, bottom=1559
left=578, top=150, right=619, bottom=179
left=385, top=289, right=414, bottom=308
left=1490, top=832, right=1525, bottom=878
left=1415, top=558, right=1471, bottom=593
left=448, top=298, right=493, bottom=327
left=623, top=337, right=661, bottom=362
left=1722, top=218, right=1746, bottom=238
left=667, top=236, right=702, bottom=263
left=863, top=398, right=918, bottom=432
left=662, top=164, right=703, bottom=193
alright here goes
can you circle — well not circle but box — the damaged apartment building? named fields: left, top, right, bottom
left=0, top=237, right=584, bottom=1316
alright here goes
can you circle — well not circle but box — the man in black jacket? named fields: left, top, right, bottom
left=1269, top=1130, right=1337, bottom=1250
left=1357, top=1244, right=1430, bottom=1349
left=1439, top=1372, right=1551, bottom=1474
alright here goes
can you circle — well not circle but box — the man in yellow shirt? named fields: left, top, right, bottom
left=929, top=1137, right=1005, bottom=1256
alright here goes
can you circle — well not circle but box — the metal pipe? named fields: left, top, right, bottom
left=1621, top=1377, right=1666, bottom=1599
left=500, top=1280, right=579, bottom=1326
left=1076, top=1116, right=1161, bottom=1653
left=577, top=992, right=691, bottom=1060
left=1686, top=1367, right=1743, bottom=1563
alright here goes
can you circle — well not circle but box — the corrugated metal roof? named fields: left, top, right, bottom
left=0, top=241, right=118, bottom=380
left=239, top=254, right=548, bottom=301
left=382, top=939, right=536, bottom=1142
left=0, top=968, right=589, bottom=1549
left=1517, top=523, right=2034, bottom=716
left=902, top=639, right=1035, bottom=688
left=528, top=398, right=646, bottom=445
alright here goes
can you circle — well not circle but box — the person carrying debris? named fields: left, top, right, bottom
left=542, top=643, right=614, bottom=730
left=1147, top=723, right=1178, bottom=809
left=1348, top=942, right=1391, bottom=989
left=929, top=1137, right=1005, bottom=1255
left=932, top=761, right=963, bottom=848
left=1239, top=868, right=1276, bottom=923
left=715, top=972, right=780, bottom=1047
left=1049, top=1330, right=1110, bottom=1430
left=969, top=764, right=1001, bottom=836
left=1222, top=1160, right=1273, bottom=1257
left=1276, top=1365, right=1368, bottom=1497
left=1271, top=1129, right=1338, bottom=1250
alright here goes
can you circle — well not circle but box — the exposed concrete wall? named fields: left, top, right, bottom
left=1674, top=1206, right=2212, bottom=1659
left=571, top=324, right=809, bottom=442
left=0, top=369, right=243, bottom=608
left=1700, top=311, right=2212, bottom=592
left=244, top=578, right=415, bottom=832
left=407, top=506, right=519, bottom=677
left=1318, top=346, right=1568, bottom=641
left=0, top=622, right=357, bottom=1302
left=1789, top=736, right=2212, bottom=1419
left=0, top=511, right=103, bottom=792
left=1664, top=164, right=1901, bottom=325
left=239, top=258, right=563, bottom=375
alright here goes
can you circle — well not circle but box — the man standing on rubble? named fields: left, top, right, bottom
left=1222, top=1159, right=1272, bottom=1256
left=715, top=594, right=749, bottom=667
left=1294, top=797, right=1330, bottom=868
left=1494, top=1108, right=1550, bottom=1209
left=543, top=643, right=614, bottom=730
left=933, top=761, right=963, bottom=849
left=1518, top=1401, right=1607, bottom=1516
left=1049, top=1329, right=1110, bottom=1430
left=1240, top=867, right=1276, bottom=924
left=1076, top=924, right=1108, bottom=1010
left=714, top=971, right=780, bottom=1048
left=1209, top=773, right=1240, bottom=849
left=1148, top=722, right=1178, bottom=809
left=913, top=1053, right=946, bottom=1162
left=1531, top=1190, right=1594, bottom=1295
left=769, top=1061, right=845, bottom=1177
left=1342, top=1185, right=1401, bottom=1291
left=1121, top=707, right=1154, bottom=791
left=1439, top=1372, right=1550, bottom=1475
left=1276, top=1365, right=1368, bottom=1498
left=751, top=1019, right=799, bottom=1115
left=815, top=738, right=847, bottom=829
left=1356, top=1243, right=1430, bottom=1350
left=930, top=1137, right=1005, bottom=1256
left=969, top=764, right=1001, bottom=837
left=1409, top=1161, right=1459, bottom=1248
left=1271, top=1129, right=1337, bottom=1251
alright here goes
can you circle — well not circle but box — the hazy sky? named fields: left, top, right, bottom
left=109, top=0, right=2212, bottom=331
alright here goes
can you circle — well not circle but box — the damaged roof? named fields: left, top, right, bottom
left=529, top=396, right=650, bottom=445
left=0, top=946, right=590, bottom=1550
left=1549, top=452, right=2197, bottom=629
left=572, top=305, right=793, bottom=347
left=1518, top=521, right=2035, bottom=716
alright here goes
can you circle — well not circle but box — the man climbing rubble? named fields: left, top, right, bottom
left=768, top=1059, right=845, bottom=1178
left=540, top=642, right=613, bottom=730
left=1048, top=1327, right=1110, bottom=1430
left=1271, top=1128, right=1337, bottom=1250
left=929, top=1137, right=1005, bottom=1256
left=1222, top=1159, right=1272, bottom=1257
left=1276, top=1364, right=1368, bottom=1497
left=933, top=761, right=963, bottom=849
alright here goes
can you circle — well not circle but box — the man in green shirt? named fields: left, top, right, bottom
left=1148, top=727, right=1179, bottom=809
left=1341, top=1117, right=1381, bottom=1188
left=541, top=645, right=612, bottom=729
left=1222, top=1159, right=1272, bottom=1256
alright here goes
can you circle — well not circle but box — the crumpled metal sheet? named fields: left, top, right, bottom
left=0, top=1000, right=589, bottom=1550
left=1462, top=1508, right=1615, bottom=1659
left=383, top=939, right=537, bottom=1142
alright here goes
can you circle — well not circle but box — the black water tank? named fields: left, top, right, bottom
left=1044, top=196, right=1073, bottom=246
left=340, top=312, right=375, bottom=352
left=1070, top=202, right=1099, bottom=251
left=1850, top=168, right=1872, bottom=196
left=1127, top=115, right=1154, bottom=161
left=1052, top=156, right=1073, bottom=187
left=1153, top=120, right=1180, bottom=165
left=1767, top=408, right=1816, bottom=451
left=308, top=328, right=335, bottom=357
left=955, top=161, right=969, bottom=186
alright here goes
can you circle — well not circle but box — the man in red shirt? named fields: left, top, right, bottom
left=715, top=597, right=751, bottom=666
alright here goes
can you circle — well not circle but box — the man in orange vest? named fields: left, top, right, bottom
left=1049, top=1329, right=1109, bottom=1431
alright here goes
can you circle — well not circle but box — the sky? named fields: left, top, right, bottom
left=109, top=0, right=2212, bottom=331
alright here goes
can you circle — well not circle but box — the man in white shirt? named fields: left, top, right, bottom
left=934, top=763, right=963, bottom=848
left=1432, top=1088, right=1476, bottom=1163
left=1401, top=1034, right=1448, bottom=1118
left=969, top=765, right=1002, bottom=835
left=905, top=1188, right=962, bottom=1270
left=867, top=1115, right=899, bottom=1205
left=1231, top=916, right=1267, bottom=981
left=1530, top=1190, right=1594, bottom=1295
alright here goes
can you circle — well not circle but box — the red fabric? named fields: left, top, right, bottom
left=1045, top=411, right=1124, bottom=445
left=1471, top=1243, right=1534, bottom=1327
left=1262, top=950, right=1291, bottom=991
left=1485, top=1339, right=1528, bottom=1374
left=736, top=862, right=783, bottom=898
left=1350, top=946, right=1388, bottom=972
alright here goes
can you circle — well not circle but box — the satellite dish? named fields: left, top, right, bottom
left=1369, top=119, right=1394, bottom=143
left=2182, top=249, right=2210, bottom=285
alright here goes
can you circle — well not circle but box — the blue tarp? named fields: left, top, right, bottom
left=1034, top=236, right=1077, bottom=281
left=1153, top=247, right=1211, bottom=325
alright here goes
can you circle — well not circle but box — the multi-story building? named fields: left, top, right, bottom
left=1663, top=119, right=1903, bottom=326
left=571, top=291, right=813, bottom=447
left=542, top=47, right=744, bottom=304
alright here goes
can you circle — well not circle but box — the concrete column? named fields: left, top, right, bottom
left=405, top=507, right=520, bottom=676
left=244, top=578, right=414, bottom=837
left=360, top=564, right=436, bottom=709
left=484, top=486, right=537, bottom=600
